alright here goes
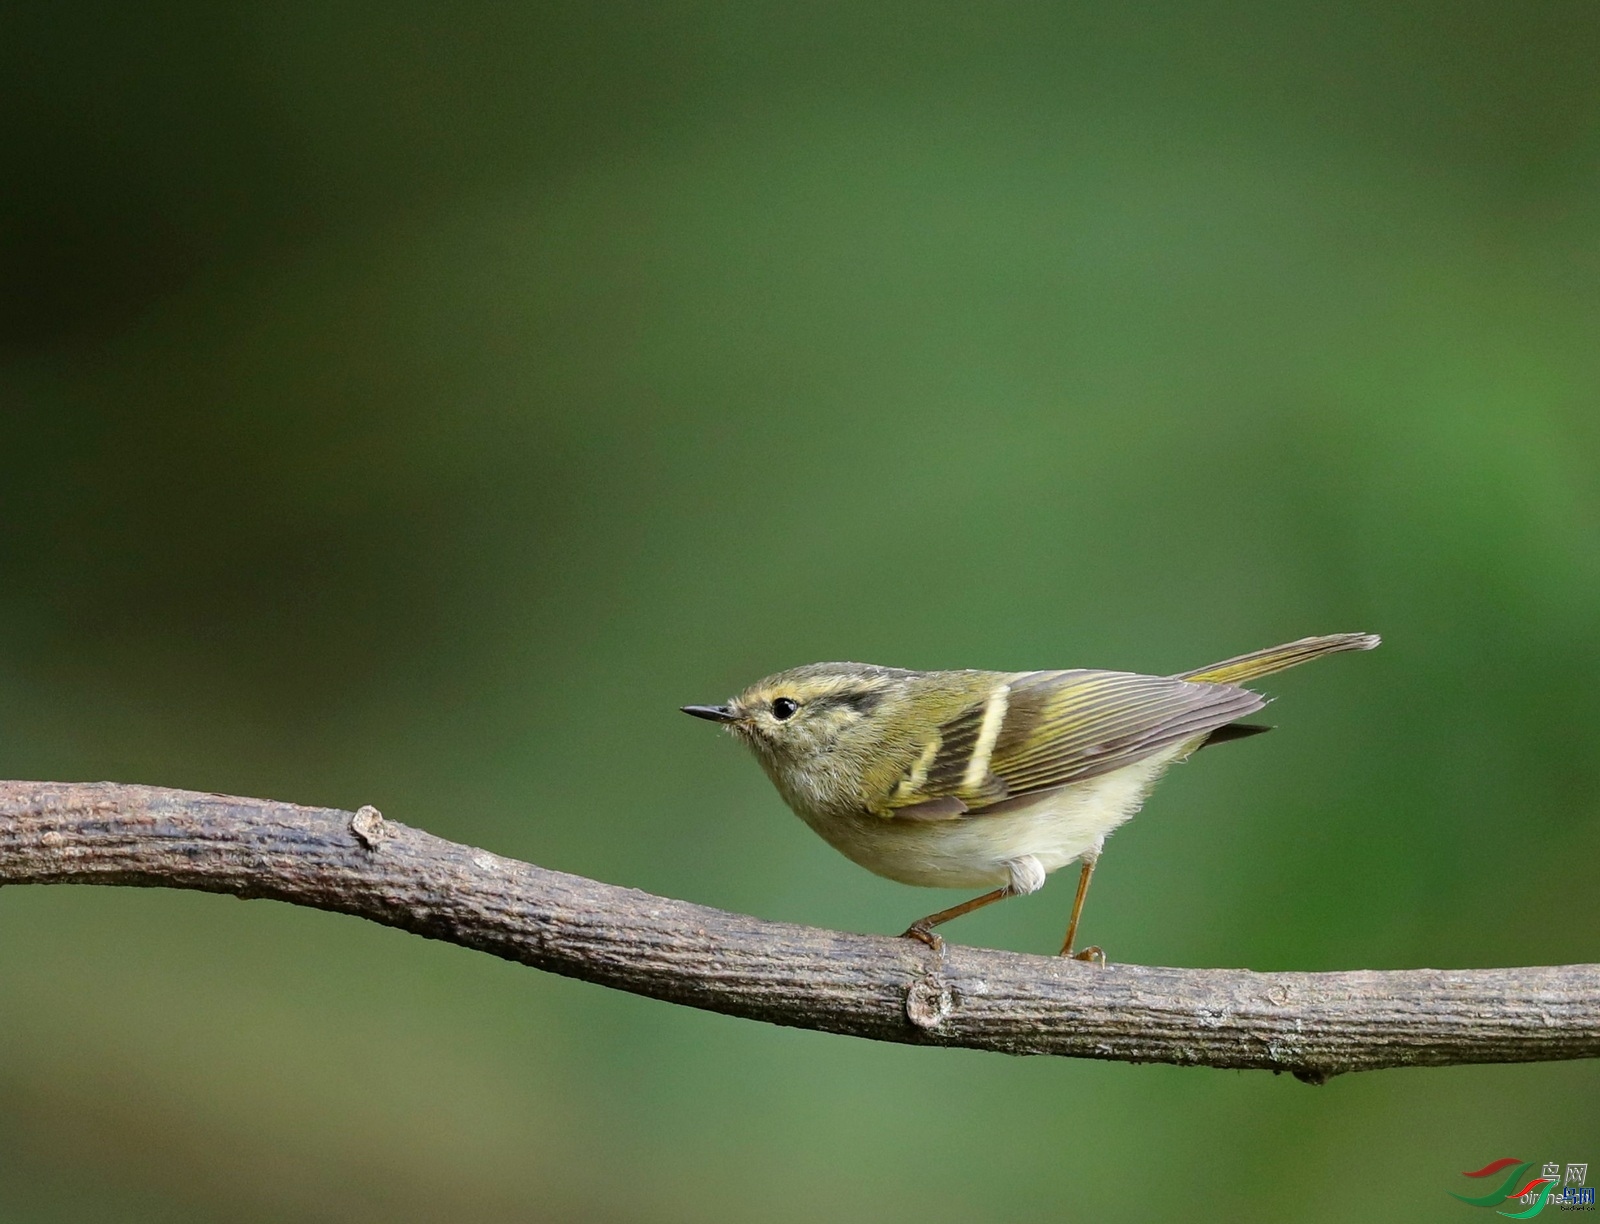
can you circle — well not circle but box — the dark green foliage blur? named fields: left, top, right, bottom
left=2, top=4, right=1597, bottom=1220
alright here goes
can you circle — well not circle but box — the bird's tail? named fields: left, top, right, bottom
left=1177, top=633, right=1380, bottom=686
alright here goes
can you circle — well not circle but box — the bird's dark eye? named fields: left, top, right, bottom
left=771, top=697, right=799, bottom=720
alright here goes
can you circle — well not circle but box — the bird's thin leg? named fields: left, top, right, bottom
left=1058, top=855, right=1105, bottom=963
left=900, top=887, right=1012, bottom=952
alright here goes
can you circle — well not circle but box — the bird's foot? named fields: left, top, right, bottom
left=1062, top=945, right=1106, bottom=965
left=900, top=924, right=946, bottom=954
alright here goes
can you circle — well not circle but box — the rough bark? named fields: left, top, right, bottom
left=2, top=780, right=1595, bottom=1082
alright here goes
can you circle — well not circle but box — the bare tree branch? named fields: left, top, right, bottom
left=2, top=780, right=1595, bottom=1083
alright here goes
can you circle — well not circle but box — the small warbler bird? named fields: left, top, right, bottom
left=683, top=632, right=1378, bottom=959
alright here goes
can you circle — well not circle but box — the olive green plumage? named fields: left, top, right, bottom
left=683, top=632, right=1379, bottom=955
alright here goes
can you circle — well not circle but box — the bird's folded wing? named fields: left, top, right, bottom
left=883, top=669, right=1264, bottom=819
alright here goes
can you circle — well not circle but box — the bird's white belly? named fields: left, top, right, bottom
left=803, top=743, right=1189, bottom=890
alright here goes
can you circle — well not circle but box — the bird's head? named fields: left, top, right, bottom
left=681, top=662, right=914, bottom=774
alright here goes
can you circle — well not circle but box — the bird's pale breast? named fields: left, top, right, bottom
left=793, top=741, right=1192, bottom=889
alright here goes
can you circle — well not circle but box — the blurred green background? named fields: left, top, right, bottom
left=3, top=3, right=1597, bottom=1220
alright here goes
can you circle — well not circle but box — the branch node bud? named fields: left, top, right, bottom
left=351, top=805, right=387, bottom=850
left=906, top=975, right=954, bottom=1030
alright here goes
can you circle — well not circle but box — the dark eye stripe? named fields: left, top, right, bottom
left=833, top=689, right=882, bottom=715
left=802, top=688, right=883, bottom=716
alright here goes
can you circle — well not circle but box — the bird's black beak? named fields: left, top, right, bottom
left=681, top=703, right=738, bottom=724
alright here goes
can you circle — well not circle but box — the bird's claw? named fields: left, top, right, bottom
left=900, top=925, right=945, bottom=954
